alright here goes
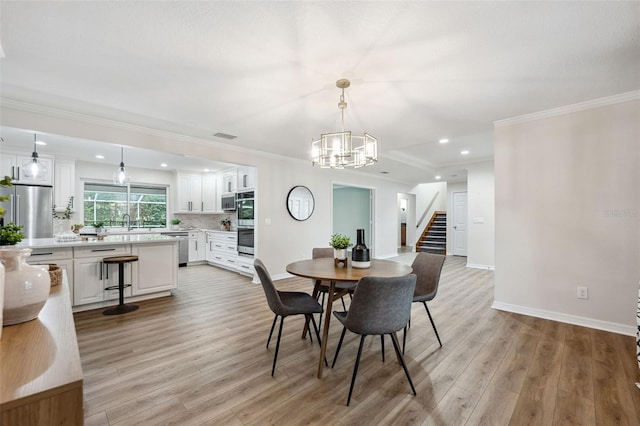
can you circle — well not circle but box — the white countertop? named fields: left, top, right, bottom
left=18, top=234, right=179, bottom=249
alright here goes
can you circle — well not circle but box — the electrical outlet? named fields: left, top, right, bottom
left=577, top=286, right=589, bottom=299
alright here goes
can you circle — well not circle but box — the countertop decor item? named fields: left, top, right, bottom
left=171, top=218, right=181, bottom=230
left=48, top=264, right=62, bottom=287
left=351, top=229, right=371, bottom=268
left=1, top=247, right=51, bottom=326
left=220, top=217, right=232, bottom=231
left=311, top=79, right=377, bottom=169
left=330, top=233, right=352, bottom=267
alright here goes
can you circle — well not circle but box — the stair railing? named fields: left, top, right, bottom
left=416, top=191, right=439, bottom=229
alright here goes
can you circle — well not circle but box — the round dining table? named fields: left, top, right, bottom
left=286, top=258, right=413, bottom=378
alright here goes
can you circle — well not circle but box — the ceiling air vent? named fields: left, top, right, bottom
left=213, top=132, right=237, bottom=140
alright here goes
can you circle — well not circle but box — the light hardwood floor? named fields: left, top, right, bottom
left=74, top=256, right=640, bottom=425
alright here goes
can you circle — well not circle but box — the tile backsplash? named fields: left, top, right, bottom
left=173, top=213, right=236, bottom=231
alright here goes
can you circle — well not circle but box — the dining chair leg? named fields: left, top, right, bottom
left=332, top=326, right=348, bottom=368
left=423, top=302, right=442, bottom=347
left=267, top=314, right=278, bottom=348
left=389, top=332, right=417, bottom=396
left=305, top=314, right=313, bottom=343
left=317, top=292, right=326, bottom=331
left=272, top=316, right=285, bottom=376
left=402, top=325, right=407, bottom=355
left=347, top=335, right=367, bottom=406
left=341, top=296, right=347, bottom=311
left=381, top=335, right=385, bottom=362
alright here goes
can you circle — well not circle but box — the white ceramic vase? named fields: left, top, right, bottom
left=1, top=247, right=51, bottom=326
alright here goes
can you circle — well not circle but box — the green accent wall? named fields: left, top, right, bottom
left=333, top=186, right=371, bottom=249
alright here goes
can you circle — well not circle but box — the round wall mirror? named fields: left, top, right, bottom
left=287, top=186, right=315, bottom=221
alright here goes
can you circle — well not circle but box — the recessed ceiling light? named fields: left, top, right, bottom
left=380, top=171, right=389, bottom=174
left=160, top=163, right=168, bottom=168
left=95, top=154, right=104, bottom=159
left=439, top=138, right=449, bottom=144
left=435, top=175, right=441, bottom=180
left=461, top=150, right=469, bottom=155
left=203, top=168, right=210, bottom=172
left=35, top=140, right=47, bottom=146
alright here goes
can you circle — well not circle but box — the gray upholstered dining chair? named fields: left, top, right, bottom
left=331, top=274, right=417, bottom=406
left=403, top=252, right=446, bottom=353
left=254, top=258, right=324, bottom=376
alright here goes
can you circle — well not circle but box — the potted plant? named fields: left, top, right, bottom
left=170, top=218, right=181, bottom=230
left=220, top=217, right=232, bottom=231
left=52, top=196, right=74, bottom=234
left=72, top=224, right=84, bottom=234
left=329, top=233, right=352, bottom=264
left=94, top=222, right=106, bottom=234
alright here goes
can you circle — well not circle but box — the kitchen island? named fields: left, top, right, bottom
left=17, top=234, right=179, bottom=312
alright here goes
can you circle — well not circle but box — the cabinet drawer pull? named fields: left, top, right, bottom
left=31, top=252, right=54, bottom=256
left=90, top=248, right=117, bottom=252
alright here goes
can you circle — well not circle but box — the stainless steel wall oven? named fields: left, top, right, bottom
left=236, top=191, right=254, bottom=255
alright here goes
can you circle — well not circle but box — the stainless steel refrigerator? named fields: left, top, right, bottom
left=0, top=184, right=53, bottom=239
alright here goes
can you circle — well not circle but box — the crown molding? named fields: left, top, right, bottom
left=494, top=90, right=640, bottom=128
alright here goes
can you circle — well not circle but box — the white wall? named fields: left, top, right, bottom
left=466, top=161, right=495, bottom=269
left=494, top=94, right=640, bottom=335
left=446, top=182, right=467, bottom=255
left=0, top=103, right=411, bottom=277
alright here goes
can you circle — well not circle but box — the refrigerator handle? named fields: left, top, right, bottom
left=14, top=194, right=20, bottom=225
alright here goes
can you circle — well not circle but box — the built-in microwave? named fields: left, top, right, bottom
left=221, top=194, right=236, bottom=211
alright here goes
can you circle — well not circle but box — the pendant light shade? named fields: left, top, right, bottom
left=113, top=147, right=131, bottom=185
left=22, top=133, right=47, bottom=179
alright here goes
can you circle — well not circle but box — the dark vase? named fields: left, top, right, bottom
left=352, top=229, right=371, bottom=268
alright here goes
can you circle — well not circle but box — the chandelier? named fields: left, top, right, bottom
left=311, top=79, right=377, bottom=169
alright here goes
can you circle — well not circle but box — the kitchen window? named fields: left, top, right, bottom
left=83, top=183, right=167, bottom=228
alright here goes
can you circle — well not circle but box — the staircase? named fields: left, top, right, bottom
left=417, top=211, right=446, bottom=254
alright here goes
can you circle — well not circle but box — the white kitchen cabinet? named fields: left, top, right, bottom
left=176, top=173, right=203, bottom=213
left=236, top=255, right=255, bottom=276
left=205, top=231, right=216, bottom=263
left=207, top=230, right=238, bottom=269
left=236, top=166, right=256, bottom=191
left=132, top=243, right=177, bottom=295
left=188, top=230, right=206, bottom=263
left=73, top=245, right=132, bottom=305
left=28, top=247, right=75, bottom=303
left=176, top=172, right=218, bottom=213
left=54, top=159, right=76, bottom=213
left=0, top=150, right=54, bottom=185
left=222, top=169, right=237, bottom=194
left=201, top=173, right=218, bottom=213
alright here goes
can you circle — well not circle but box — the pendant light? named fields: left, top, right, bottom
left=311, top=79, right=378, bottom=169
left=22, top=133, right=47, bottom=179
left=113, top=147, right=131, bottom=185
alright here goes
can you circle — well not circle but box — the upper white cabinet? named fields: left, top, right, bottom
left=54, top=159, right=76, bottom=213
left=0, top=150, right=54, bottom=185
left=222, top=170, right=237, bottom=194
left=175, top=172, right=220, bottom=213
left=236, top=166, right=256, bottom=191
left=201, top=173, right=217, bottom=213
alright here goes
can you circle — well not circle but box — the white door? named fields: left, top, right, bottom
left=453, top=191, right=467, bottom=256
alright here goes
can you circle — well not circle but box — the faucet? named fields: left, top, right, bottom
left=122, top=214, right=131, bottom=231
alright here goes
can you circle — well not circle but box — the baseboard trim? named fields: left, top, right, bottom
left=492, top=301, right=635, bottom=336
left=467, top=263, right=495, bottom=270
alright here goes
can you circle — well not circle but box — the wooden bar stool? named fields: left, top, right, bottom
left=103, top=255, right=139, bottom=315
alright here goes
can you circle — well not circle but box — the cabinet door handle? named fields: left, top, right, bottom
left=91, top=248, right=117, bottom=252
left=99, top=262, right=103, bottom=280
left=243, top=174, right=247, bottom=187
left=201, top=201, right=204, bottom=211
left=11, top=166, right=15, bottom=180
left=195, top=241, right=198, bottom=251
left=16, top=166, right=20, bottom=181
left=32, top=252, right=54, bottom=256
